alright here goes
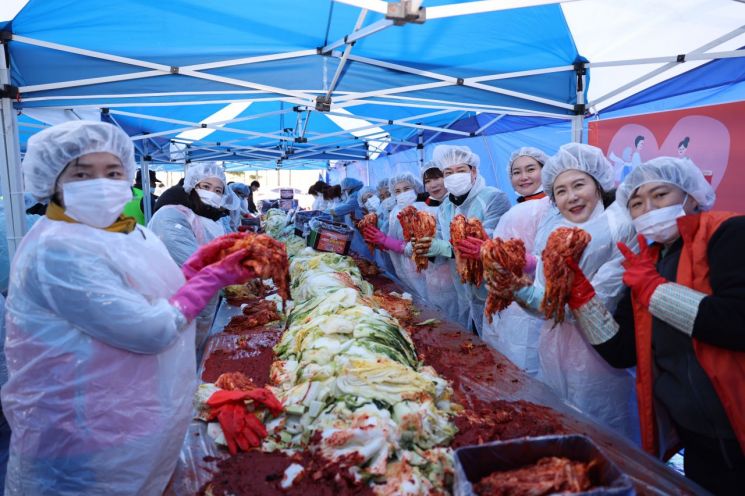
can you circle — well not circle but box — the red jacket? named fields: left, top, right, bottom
left=632, top=211, right=745, bottom=456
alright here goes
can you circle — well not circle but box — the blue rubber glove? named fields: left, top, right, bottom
left=427, top=238, right=452, bottom=258
left=514, top=284, right=545, bottom=311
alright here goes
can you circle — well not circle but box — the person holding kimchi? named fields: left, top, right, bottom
left=489, top=143, right=640, bottom=441
left=481, top=147, right=552, bottom=377
left=413, top=144, right=510, bottom=333
left=566, top=156, right=745, bottom=494
left=2, top=121, right=255, bottom=495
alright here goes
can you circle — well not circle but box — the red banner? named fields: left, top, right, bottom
left=589, top=101, right=745, bottom=212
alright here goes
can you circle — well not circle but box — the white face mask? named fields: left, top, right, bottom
left=197, top=189, right=223, bottom=208
left=444, top=172, right=473, bottom=196
left=365, top=195, right=381, bottom=211
left=381, top=197, right=395, bottom=211
left=632, top=202, right=687, bottom=244
left=62, top=178, right=133, bottom=229
left=396, top=190, right=417, bottom=207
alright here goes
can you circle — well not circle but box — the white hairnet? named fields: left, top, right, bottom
left=184, top=162, right=238, bottom=210
left=376, top=178, right=390, bottom=192
left=542, top=143, right=614, bottom=198
left=388, top=172, right=424, bottom=196
left=357, top=186, right=377, bottom=207
left=183, top=162, right=226, bottom=193
left=507, top=147, right=549, bottom=175
left=22, top=120, right=137, bottom=201
left=616, top=156, right=716, bottom=212
left=432, top=144, right=480, bottom=171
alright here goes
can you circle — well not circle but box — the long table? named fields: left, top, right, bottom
left=167, top=274, right=707, bottom=495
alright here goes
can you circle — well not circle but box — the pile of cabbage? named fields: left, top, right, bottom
left=265, top=248, right=459, bottom=494
left=263, top=208, right=291, bottom=238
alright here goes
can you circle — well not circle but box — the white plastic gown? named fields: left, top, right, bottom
left=148, top=205, right=225, bottom=355
left=533, top=201, right=640, bottom=442
left=481, top=196, right=550, bottom=377
left=418, top=201, right=460, bottom=323
left=2, top=217, right=195, bottom=495
left=387, top=203, right=428, bottom=300
left=436, top=175, right=511, bottom=333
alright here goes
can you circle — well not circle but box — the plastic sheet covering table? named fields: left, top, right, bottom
left=166, top=275, right=708, bottom=496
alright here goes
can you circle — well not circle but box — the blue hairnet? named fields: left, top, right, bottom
left=228, top=182, right=250, bottom=197
left=388, top=173, right=424, bottom=196
left=542, top=143, right=614, bottom=198
left=616, top=156, right=716, bottom=212
left=340, top=177, right=363, bottom=193
left=22, top=121, right=137, bottom=201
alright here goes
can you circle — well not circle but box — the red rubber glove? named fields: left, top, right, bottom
left=206, top=388, right=283, bottom=416
left=566, top=257, right=596, bottom=310
left=206, top=389, right=283, bottom=455
left=617, top=234, right=666, bottom=308
left=455, top=237, right=485, bottom=260
left=182, top=232, right=248, bottom=280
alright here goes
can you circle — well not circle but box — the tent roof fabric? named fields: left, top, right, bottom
left=4, top=0, right=584, bottom=165
left=599, top=46, right=745, bottom=118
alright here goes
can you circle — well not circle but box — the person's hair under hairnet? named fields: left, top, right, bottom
left=376, top=178, right=390, bottom=192
left=507, top=147, right=549, bottom=175
left=422, top=162, right=444, bottom=182
left=22, top=120, right=137, bottom=202
left=357, top=186, right=377, bottom=208
left=432, top=144, right=480, bottom=171
left=542, top=143, right=614, bottom=199
left=183, top=162, right=227, bottom=193
left=388, top=172, right=424, bottom=196
left=616, top=156, right=716, bottom=212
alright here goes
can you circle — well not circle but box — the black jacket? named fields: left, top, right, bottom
left=595, top=216, right=745, bottom=439
left=154, top=183, right=227, bottom=221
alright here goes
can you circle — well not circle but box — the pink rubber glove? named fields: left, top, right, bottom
left=182, top=233, right=247, bottom=280
left=363, top=225, right=404, bottom=254
left=524, top=253, right=537, bottom=275
left=170, top=249, right=256, bottom=321
left=455, top=237, right=484, bottom=260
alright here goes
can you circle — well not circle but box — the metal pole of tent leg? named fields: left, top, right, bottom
left=418, top=132, right=424, bottom=168
left=571, top=115, right=583, bottom=143
left=572, top=63, right=586, bottom=143
left=141, top=156, right=152, bottom=224
left=0, top=45, right=27, bottom=260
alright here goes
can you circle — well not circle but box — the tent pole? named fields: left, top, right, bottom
left=140, top=147, right=153, bottom=224
left=572, top=62, right=586, bottom=143
left=571, top=115, right=583, bottom=143
left=0, top=44, right=27, bottom=261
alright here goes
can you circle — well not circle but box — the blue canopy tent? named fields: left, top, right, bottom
left=0, top=0, right=592, bottom=253
left=596, top=47, right=745, bottom=119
